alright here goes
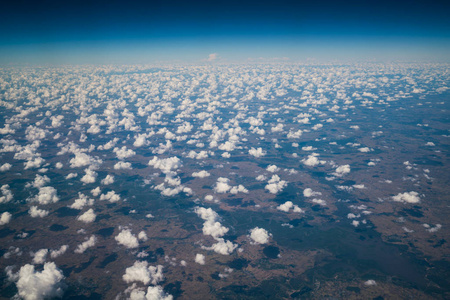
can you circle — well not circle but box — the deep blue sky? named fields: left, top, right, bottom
left=1, top=0, right=449, bottom=64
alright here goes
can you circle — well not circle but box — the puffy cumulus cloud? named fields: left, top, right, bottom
left=0, top=211, right=12, bottom=225
left=74, top=235, right=97, bottom=254
left=266, top=164, right=279, bottom=173
left=70, top=193, right=94, bottom=210
left=129, top=286, right=173, bottom=300
left=271, top=124, right=284, bottom=132
left=176, top=122, right=193, bottom=134
left=133, top=134, right=149, bottom=147
left=256, top=174, right=267, bottom=181
left=249, top=227, right=271, bottom=244
left=358, top=147, right=372, bottom=152
left=0, top=162, right=12, bottom=172
left=25, top=125, right=48, bottom=141
left=30, top=186, right=59, bottom=205
left=265, top=175, right=287, bottom=194
left=0, top=184, right=13, bottom=203
left=207, top=53, right=218, bottom=62
left=24, top=157, right=45, bottom=170
left=364, top=279, right=377, bottom=286
left=115, top=229, right=139, bottom=248
left=192, top=170, right=211, bottom=178
left=287, top=129, right=303, bottom=139
left=101, top=174, right=114, bottom=185
left=311, top=198, right=327, bottom=206
left=249, top=147, right=266, bottom=158
left=91, top=187, right=101, bottom=197
left=302, top=146, right=316, bottom=151
left=423, top=223, right=442, bottom=233
left=81, top=168, right=98, bottom=184
left=7, top=262, right=65, bottom=300
left=32, top=249, right=48, bottom=264
left=218, top=141, right=236, bottom=152
left=123, top=261, right=165, bottom=285
left=66, top=172, right=78, bottom=179
left=29, top=206, right=49, bottom=218
left=195, top=253, right=205, bottom=265
left=50, top=245, right=69, bottom=259
left=214, top=177, right=231, bottom=194
left=229, top=184, right=248, bottom=194
left=302, top=153, right=321, bottom=167
left=195, top=207, right=238, bottom=254
left=114, top=146, right=136, bottom=160
left=186, top=150, right=210, bottom=160
left=277, top=201, right=303, bottom=213
left=55, top=162, right=63, bottom=169
left=69, top=152, right=102, bottom=168
left=392, top=191, right=420, bottom=204
left=202, top=220, right=229, bottom=239
left=138, top=231, right=148, bottom=241
left=26, top=174, right=50, bottom=189
left=50, top=115, right=64, bottom=128
left=77, top=209, right=96, bottom=223
left=334, top=164, right=351, bottom=177
left=114, top=161, right=132, bottom=170
left=202, top=238, right=238, bottom=255
left=148, top=156, right=182, bottom=175
left=99, top=190, right=121, bottom=203
left=303, top=188, right=321, bottom=197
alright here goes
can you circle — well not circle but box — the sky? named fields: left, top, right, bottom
left=0, top=0, right=449, bottom=64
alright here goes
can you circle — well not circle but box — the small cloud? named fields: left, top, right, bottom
left=207, top=53, right=218, bottom=62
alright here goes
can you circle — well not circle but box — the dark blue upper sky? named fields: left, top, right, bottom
left=1, top=0, right=449, bottom=63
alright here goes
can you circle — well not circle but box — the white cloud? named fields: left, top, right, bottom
left=99, top=190, right=121, bottom=203
left=207, top=53, right=218, bottom=62
left=364, top=279, right=377, bottom=286
left=89, top=187, right=101, bottom=198
left=69, top=153, right=102, bottom=169
left=334, top=164, right=351, bottom=176
left=115, top=229, right=139, bottom=248
left=65, top=172, right=78, bottom=179
left=214, top=177, right=231, bottom=193
left=114, top=146, right=136, bottom=160
left=80, top=168, right=98, bottom=184
left=249, top=147, right=266, bottom=158
left=202, top=238, right=238, bottom=255
left=74, top=235, right=97, bottom=254
left=32, top=249, right=48, bottom=264
left=392, top=191, right=420, bottom=204
left=192, top=170, right=211, bottom=178
left=311, top=198, right=327, bottom=206
left=0, top=162, right=12, bottom=172
left=114, top=161, right=132, bottom=170
left=303, top=188, right=321, bottom=197
left=358, top=147, right=371, bottom=152
left=7, top=262, right=65, bottom=300
left=148, top=156, right=182, bottom=175
left=302, top=154, right=321, bottom=167
left=70, top=193, right=94, bottom=210
left=249, top=227, right=271, bottom=244
left=0, top=184, right=13, bottom=203
left=129, top=286, right=173, bottom=300
left=0, top=211, right=12, bottom=225
left=30, top=186, right=59, bottom=205
left=29, top=206, right=49, bottom=218
left=265, top=175, right=287, bottom=194
left=195, top=253, right=205, bottom=265
left=101, top=174, right=114, bottom=185
left=77, top=209, right=96, bottom=223
left=123, top=261, right=165, bottom=285
left=266, top=165, right=279, bottom=172
left=277, top=201, right=303, bottom=213
left=50, top=245, right=69, bottom=259
left=26, top=174, right=50, bottom=188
